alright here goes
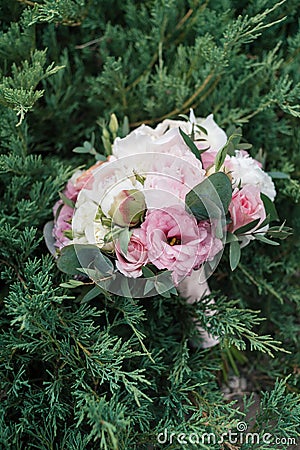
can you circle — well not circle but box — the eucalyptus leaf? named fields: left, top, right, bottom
left=255, top=234, right=280, bottom=246
left=234, top=218, right=260, bottom=235
left=195, top=124, right=208, bottom=135
left=236, top=143, right=252, bottom=150
left=261, top=193, right=279, bottom=221
left=43, top=220, right=57, bottom=256
left=229, top=240, right=241, bottom=271
left=186, top=172, right=232, bottom=220
left=73, top=146, right=90, bottom=154
left=179, top=128, right=202, bottom=160
left=256, top=215, right=271, bottom=230
left=215, top=144, right=228, bottom=171
left=118, top=228, right=133, bottom=255
left=267, top=171, right=290, bottom=179
left=265, top=224, right=293, bottom=239
left=57, top=244, right=81, bottom=275
left=95, top=153, right=107, bottom=161
left=178, top=113, right=189, bottom=121
left=57, top=244, right=114, bottom=276
left=226, top=232, right=238, bottom=244
left=144, top=279, right=155, bottom=295
left=81, top=285, right=105, bottom=303
left=60, top=279, right=86, bottom=288
left=142, top=266, right=156, bottom=278
left=59, top=192, right=75, bottom=208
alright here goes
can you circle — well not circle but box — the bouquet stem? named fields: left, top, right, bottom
left=178, top=269, right=219, bottom=349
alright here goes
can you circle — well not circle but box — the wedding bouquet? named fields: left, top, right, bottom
left=45, top=110, right=290, bottom=344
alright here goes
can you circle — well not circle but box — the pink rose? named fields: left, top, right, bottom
left=115, top=228, right=148, bottom=278
left=141, top=206, right=221, bottom=285
left=195, top=220, right=223, bottom=267
left=228, top=185, right=266, bottom=233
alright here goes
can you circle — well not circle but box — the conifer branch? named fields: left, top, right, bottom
left=130, top=72, right=215, bottom=127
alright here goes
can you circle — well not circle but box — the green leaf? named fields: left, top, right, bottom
left=236, top=143, right=252, bottom=150
left=178, top=113, right=189, bottom=121
left=186, top=172, right=232, bottom=220
left=195, top=124, right=208, bottom=135
left=256, top=215, right=271, bottom=230
left=118, top=228, right=133, bottom=255
left=267, top=171, right=290, bottom=180
left=59, top=192, right=75, bottom=208
left=255, top=234, right=280, bottom=246
left=72, top=146, right=90, bottom=154
left=261, top=193, right=279, bottom=221
left=142, top=265, right=155, bottom=278
left=95, top=153, right=107, bottom=161
left=144, top=279, right=155, bottom=295
left=214, top=145, right=228, bottom=172
left=154, top=271, right=175, bottom=297
left=121, top=115, right=130, bottom=137
left=179, top=128, right=202, bottom=160
left=229, top=240, right=241, bottom=271
left=214, top=132, right=242, bottom=171
left=57, top=244, right=114, bottom=276
left=226, top=232, right=238, bottom=244
left=81, top=285, right=105, bottom=303
left=234, top=218, right=260, bottom=235
left=60, top=279, right=86, bottom=288
left=57, top=245, right=81, bottom=275
left=266, top=225, right=293, bottom=239
left=43, top=220, right=56, bottom=256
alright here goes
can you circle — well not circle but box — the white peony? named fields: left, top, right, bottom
left=227, top=151, right=276, bottom=201
left=112, top=110, right=227, bottom=160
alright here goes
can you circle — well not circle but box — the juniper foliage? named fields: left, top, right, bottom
left=0, top=1, right=299, bottom=449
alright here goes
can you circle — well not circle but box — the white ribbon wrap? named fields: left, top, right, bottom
left=178, top=269, right=219, bottom=349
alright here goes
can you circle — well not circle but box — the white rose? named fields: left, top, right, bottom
left=227, top=151, right=276, bottom=201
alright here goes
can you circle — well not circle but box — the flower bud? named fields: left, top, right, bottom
left=109, top=113, right=119, bottom=135
left=102, top=126, right=110, bottom=140
left=108, top=189, right=145, bottom=227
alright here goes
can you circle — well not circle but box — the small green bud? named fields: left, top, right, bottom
left=109, top=113, right=119, bottom=135
left=102, top=126, right=110, bottom=140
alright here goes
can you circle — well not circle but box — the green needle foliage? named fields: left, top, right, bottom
left=0, top=1, right=299, bottom=449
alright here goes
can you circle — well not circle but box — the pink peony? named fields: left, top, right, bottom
left=52, top=202, right=74, bottom=249
left=141, top=206, right=222, bottom=285
left=200, top=148, right=231, bottom=171
left=228, top=185, right=266, bottom=233
left=115, top=228, right=148, bottom=278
